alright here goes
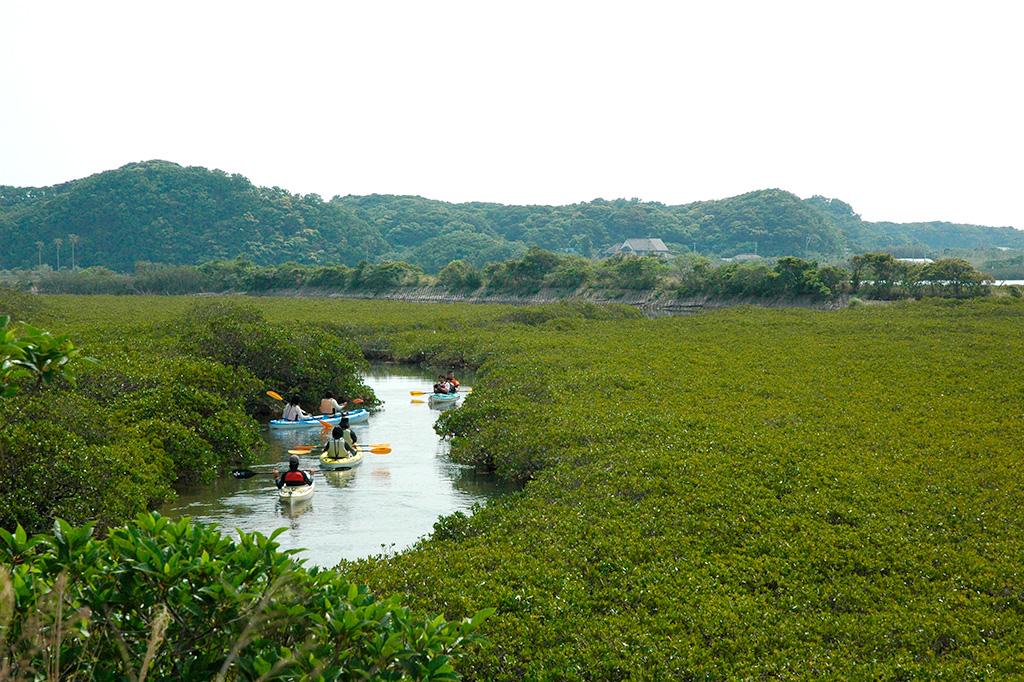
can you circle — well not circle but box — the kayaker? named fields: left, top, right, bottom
left=282, top=396, right=311, bottom=421
left=322, top=423, right=357, bottom=459
left=319, top=391, right=347, bottom=415
left=433, top=375, right=451, bottom=394
left=446, top=371, right=460, bottom=391
left=276, top=454, right=313, bottom=488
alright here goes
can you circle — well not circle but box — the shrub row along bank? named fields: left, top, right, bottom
left=0, top=292, right=374, bottom=532
left=346, top=299, right=1024, bottom=678
left=5, top=250, right=996, bottom=302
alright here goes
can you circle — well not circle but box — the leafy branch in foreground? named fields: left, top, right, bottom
left=0, top=513, right=493, bottom=680
left=0, top=315, right=93, bottom=397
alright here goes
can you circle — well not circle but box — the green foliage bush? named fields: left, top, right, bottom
left=0, top=298, right=374, bottom=533
left=484, top=247, right=563, bottom=295
left=0, top=513, right=491, bottom=679
left=593, top=254, right=668, bottom=290
left=437, top=259, right=484, bottom=292
left=179, top=301, right=372, bottom=410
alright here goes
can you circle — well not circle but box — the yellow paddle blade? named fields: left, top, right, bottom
left=288, top=448, right=313, bottom=455
left=409, top=390, right=429, bottom=396
left=266, top=390, right=284, bottom=401
left=291, top=446, right=316, bottom=452
left=367, top=447, right=391, bottom=454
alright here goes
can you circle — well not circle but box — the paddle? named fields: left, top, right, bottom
left=288, top=446, right=391, bottom=455
left=232, top=467, right=323, bottom=479
left=291, top=442, right=390, bottom=451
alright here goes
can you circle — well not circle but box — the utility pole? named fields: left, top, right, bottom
left=36, top=241, right=43, bottom=268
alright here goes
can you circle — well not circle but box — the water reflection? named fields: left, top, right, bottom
left=322, top=469, right=357, bottom=489
left=161, top=364, right=509, bottom=567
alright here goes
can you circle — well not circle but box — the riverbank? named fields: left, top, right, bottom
left=240, top=285, right=849, bottom=314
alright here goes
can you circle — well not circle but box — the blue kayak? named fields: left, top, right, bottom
left=269, top=408, right=369, bottom=430
left=427, top=392, right=459, bottom=402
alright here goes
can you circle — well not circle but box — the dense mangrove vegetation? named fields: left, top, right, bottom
left=0, top=289, right=374, bottom=532
left=2, top=291, right=1023, bottom=677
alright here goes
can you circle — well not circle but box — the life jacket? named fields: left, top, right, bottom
left=326, top=430, right=355, bottom=459
left=449, top=377, right=460, bottom=388
left=283, top=469, right=308, bottom=486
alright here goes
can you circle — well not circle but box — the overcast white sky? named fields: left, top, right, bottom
left=1, top=1, right=1021, bottom=227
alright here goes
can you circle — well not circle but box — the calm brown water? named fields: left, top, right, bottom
left=161, top=364, right=507, bottom=567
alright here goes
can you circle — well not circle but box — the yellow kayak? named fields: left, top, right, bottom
left=319, top=450, right=364, bottom=471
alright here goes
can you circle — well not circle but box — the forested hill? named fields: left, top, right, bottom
left=2, top=160, right=1022, bottom=272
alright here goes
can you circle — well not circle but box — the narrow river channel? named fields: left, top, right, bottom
left=161, top=364, right=507, bottom=567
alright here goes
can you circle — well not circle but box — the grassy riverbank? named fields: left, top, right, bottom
left=3, top=293, right=1022, bottom=677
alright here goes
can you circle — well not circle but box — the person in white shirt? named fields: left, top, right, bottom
left=319, top=392, right=346, bottom=415
left=282, top=396, right=311, bottom=421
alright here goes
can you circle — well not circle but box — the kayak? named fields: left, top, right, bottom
left=319, top=450, right=364, bottom=471
left=278, top=480, right=315, bottom=502
left=427, top=393, right=459, bottom=403
left=269, top=408, right=368, bottom=430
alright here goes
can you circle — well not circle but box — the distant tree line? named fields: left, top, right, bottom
left=3, top=161, right=1023, bottom=274
left=4, top=250, right=995, bottom=302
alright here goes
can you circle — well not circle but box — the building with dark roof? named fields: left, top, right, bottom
left=604, top=238, right=671, bottom=258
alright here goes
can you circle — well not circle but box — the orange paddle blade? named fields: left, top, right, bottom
left=367, top=447, right=391, bottom=455
left=266, top=390, right=284, bottom=401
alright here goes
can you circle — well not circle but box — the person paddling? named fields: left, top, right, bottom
left=446, top=371, right=460, bottom=392
left=322, top=422, right=357, bottom=460
left=433, top=375, right=451, bottom=394
left=319, top=391, right=347, bottom=416
left=282, top=396, right=311, bottom=421
left=276, top=454, right=313, bottom=488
